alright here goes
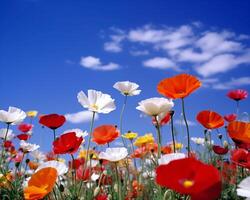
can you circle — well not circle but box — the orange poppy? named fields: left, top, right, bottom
left=157, top=74, right=201, bottom=99
left=227, top=121, right=250, bottom=143
left=92, top=125, right=119, bottom=145
left=196, top=110, right=224, bottom=129
left=24, top=167, right=57, bottom=200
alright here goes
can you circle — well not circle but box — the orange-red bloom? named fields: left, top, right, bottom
left=196, top=110, right=224, bottom=129
left=212, top=145, right=228, bottom=155
left=53, top=132, right=83, bottom=154
left=156, top=158, right=221, bottom=200
left=231, top=149, right=250, bottom=169
left=17, top=133, right=30, bottom=141
left=227, top=121, right=250, bottom=144
left=24, top=167, right=57, bottom=200
left=157, top=74, right=201, bottom=99
left=39, top=114, right=66, bottom=130
left=224, top=114, right=237, bottom=123
left=92, top=125, right=119, bottom=145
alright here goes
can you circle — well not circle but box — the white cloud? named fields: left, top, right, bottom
left=143, top=57, right=177, bottom=69
left=103, top=23, right=250, bottom=76
left=130, top=50, right=149, bottom=56
left=196, top=52, right=250, bottom=77
left=103, top=28, right=125, bottom=53
left=65, top=111, right=99, bottom=124
left=104, top=42, right=122, bottom=52
left=175, top=119, right=196, bottom=126
left=212, top=77, right=250, bottom=90
left=80, top=56, right=120, bottom=71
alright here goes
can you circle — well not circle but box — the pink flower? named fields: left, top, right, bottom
left=227, top=89, right=248, bottom=101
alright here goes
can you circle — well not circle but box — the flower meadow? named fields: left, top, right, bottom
left=0, top=73, right=250, bottom=200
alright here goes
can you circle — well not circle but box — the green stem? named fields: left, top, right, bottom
left=181, top=98, right=190, bottom=157
left=53, top=129, right=56, bottom=141
left=236, top=100, right=239, bottom=119
left=78, top=111, right=96, bottom=195
left=154, top=115, right=162, bottom=158
left=115, top=162, right=122, bottom=200
left=119, top=95, right=128, bottom=147
left=0, top=123, right=10, bottom=170
left=130, top=140, right=137, bottom=170
left=170, top=112, right=176, bottom=153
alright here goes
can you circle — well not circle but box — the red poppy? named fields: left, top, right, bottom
left=4, top=140, right=13, bottom=148
left=17, top=134, right=30, bottom=141
left=95, top=194, right=108, bottom=200
left=196, top=110, right=224, bottom=129
left=131, top=147, right=147, bottom=159
left=39, top=114, right=66, bottom=130
left=53, top=132, right=83, bottom=155
left=68, top=158, right=85, bottom=170
left=76, top=166, right=91, bottom=181
left=224, top=114, right=237, bottom=123
left=152, top=112, right=171, bottom=126
left=231, top=148, right=250, bottom=169
left=156, top=158, right=221, bottom=200
left=92, top=125, right=119, bottom=145
left=227, top=89, right=248, bottom=101
left=227, top=121, right=250, bottom=144
left=212, top=145, right=228, bottom=155
left=18, top=123, right=33, bottom=133
left=157, top=74, right=202, bottom=99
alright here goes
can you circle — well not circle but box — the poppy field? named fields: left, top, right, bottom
left=0, top=73, right=250, bottom=200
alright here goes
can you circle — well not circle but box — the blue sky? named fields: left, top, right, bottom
left=0, top=0, right=250, bottom=152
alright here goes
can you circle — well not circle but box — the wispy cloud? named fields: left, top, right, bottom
left=143, top=57, right=177, bottom=70
left=175, top=119, right=196, bottom=126
left=130, top=50, right=149, bottom=56
left=201, top=76, right=250, bottom=90
left=102, top=23, right=250, bottom=77
left=65, top=111, right=99, bottom=124
left=80, top=56, right=120, bottom=71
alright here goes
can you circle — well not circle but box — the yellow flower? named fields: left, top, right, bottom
left=170, top=142, right=183, bottom=151
left=122, top=131, right=138, bottom=140
left=78, top=149, right=98, bottom=159
left=134, top=133, right=154, bottom=147
left=26, top=110, right=38, bottom=118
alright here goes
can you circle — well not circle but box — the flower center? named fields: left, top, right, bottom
left=91, top=104, right=99, bottom=110
left=183, top=180, right=194, bottom=188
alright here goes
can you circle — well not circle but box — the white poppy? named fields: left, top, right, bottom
left=0, top=107, right=26, bottom=125
left=158, top=153, right=186, bottom=165
left=136, top=97, right=174, bottom=116
left=0, top=128, right=15, bottom=140
left=98, top=147, right=128, bottom=162
left=20, top=140, right=39, bottom=152
left=113, top=81, right=141, bottom=96
left=77, top=90, right=116, bottom=114
left=237, top=176, right=250, bottom=198
left=63, top=129, right=88, bottom=138
left=30, top=150, right=46, bottom=161
left=36, top=160, right=68, bottom=176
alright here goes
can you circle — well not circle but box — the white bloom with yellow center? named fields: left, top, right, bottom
left=113, top=81, right=141, bottom=96
left=99, top=147, right=128, bottom=162
left=0, top=107, right=26, bottom=125
left=158, top=153, right=186, bottom=165
left=77, top=90, right=116, bottom=114
left=20, top=141, right=39, bottom=152
left=136, top=97, right=174, bottom=116
left=36, top=160, right=68, bottom=176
